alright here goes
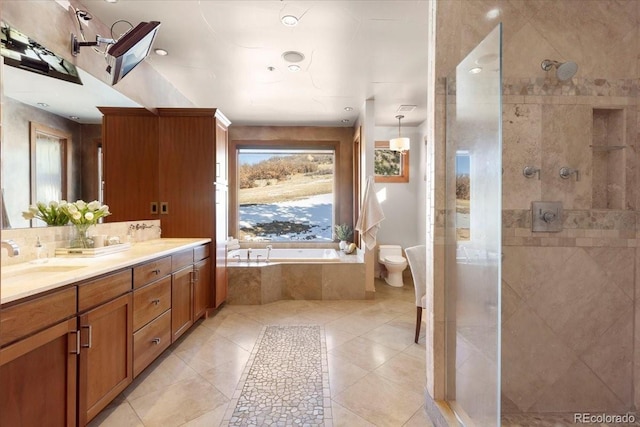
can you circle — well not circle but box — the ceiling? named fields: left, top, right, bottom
left=82, top=0, right=430, bottom=127
left=4, top=1, right=429, bottom=127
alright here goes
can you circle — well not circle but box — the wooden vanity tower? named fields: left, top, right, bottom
left=99, top=107, right=230, bottom=309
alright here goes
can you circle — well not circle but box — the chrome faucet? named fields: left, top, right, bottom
left=256, top=254, right=263, bottom=264
left=266, top=245, right=272, bottom=263
left=1, top=239, right=20, bottom=257
left=232, top=254, right=241, bottom=262
left=247, top=248, right=252, bottom=263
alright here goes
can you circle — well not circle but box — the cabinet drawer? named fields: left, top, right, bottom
left=1, top=287, right=77, bottom=347
left=78, top=269, right=132, bottom=312
left=171, top=249, right=193, bottom=272
left=133, top=309, right=171, bottom=377
left=133, top=276, right=171, bottom=331
left=194, top=244, right=210, bottom=261
left=133, top=256, right=171, bottom=289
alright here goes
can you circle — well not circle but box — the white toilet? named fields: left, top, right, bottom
left=378, top=245, right=408, bottom=287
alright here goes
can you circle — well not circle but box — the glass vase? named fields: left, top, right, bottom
left=70, top=223, right=94, bottom=248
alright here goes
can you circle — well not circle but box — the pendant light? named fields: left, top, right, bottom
left=389, top=115, right=410, bottom=152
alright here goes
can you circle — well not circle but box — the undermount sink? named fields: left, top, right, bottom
left=2, top=264, right=86, bottom=279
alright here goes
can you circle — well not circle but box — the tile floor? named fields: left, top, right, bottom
left=89, top=278, right=432, bottom=427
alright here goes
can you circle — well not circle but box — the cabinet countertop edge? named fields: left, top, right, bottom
left=1, top=238, right=211, bottom=306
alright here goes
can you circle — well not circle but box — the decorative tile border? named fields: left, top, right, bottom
left=223, top=325, right=332, bottom=427
left=444, top=76, right=639, bottom=97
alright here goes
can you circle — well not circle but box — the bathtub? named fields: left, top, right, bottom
left=228, top=248, right=339, bottom=263
left=226, top=247, right=365, bottom=304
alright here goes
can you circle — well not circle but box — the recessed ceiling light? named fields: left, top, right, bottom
left=104, top=0, right=118, bottom=3
left=37, top=102, right=49, bottom=107
left=469, top=67, right=483, bottom=74
left=154, top=48, right=168, bottom=56
left=344, top=107, right=353, bottom=111
left=341, top=119, right=350, bottom=123
left=486, top=8, right=500, bottom=19
left=282, top=51, right=305, bottom=63
left=288, top=64, right=301, bottom=72
left=281, top=15, right=299, bottom=27
left=267, top=66, right=276, bottom=72
left=70, top=116, right=80, bottom=120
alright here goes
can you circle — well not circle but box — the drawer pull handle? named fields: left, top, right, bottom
left=151, top=338, right=161, bottom=345
left=152, top=269, right=161, bottom=275
left=81, top=325, right=92, bottom=349
left=151, top=298, right=161, bottom=306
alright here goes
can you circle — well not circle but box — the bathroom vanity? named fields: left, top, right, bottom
left=0, top=238, right=210, bottom=426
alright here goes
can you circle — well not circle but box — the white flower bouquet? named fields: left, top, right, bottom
left=22, top=201, right=70, bottom=226
left=60, top=200, right=111, bottom=226
left=59, top=200, right=111, bottom=248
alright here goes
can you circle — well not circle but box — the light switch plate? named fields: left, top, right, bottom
left=531, top=201, right=563, bottom=232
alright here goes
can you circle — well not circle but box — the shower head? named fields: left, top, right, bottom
left=541, top=59, right=578, bottom=81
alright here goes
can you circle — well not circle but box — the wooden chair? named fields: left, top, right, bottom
left=405, top=245, right=426, bottom=343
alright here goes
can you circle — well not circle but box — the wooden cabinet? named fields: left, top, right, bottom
left=100, top=108, right=159, bottom=222
left=1, top=318, right=78, bottom=427
left=194, top=256, right=211, bottom=320
left=1, top=242, right=211, bottom=425
left=133, top=256, right=171, bottom=289
left=77, top=269, right=133, bottom=424
left=0, top=286, right=77, bottom=347
left=133, top=310, right=171, bottom=378
left=101, top=108, right=230, bottom=308
left=132, top=257, right=172, bottom=378
left=171, top=266, right=194, bottom=342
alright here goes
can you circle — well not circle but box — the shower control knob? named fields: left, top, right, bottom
left=542, top=211, right=556, bottom=223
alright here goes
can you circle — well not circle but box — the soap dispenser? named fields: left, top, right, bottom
left=31, top=236, right=48, bottom=264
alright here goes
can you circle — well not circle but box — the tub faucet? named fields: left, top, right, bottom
left=247, top=248, right=252, bottom=263
left=232, top=254, right=241, bottom=263
left=266, top=245, right=272, bottom=263
left=1, top=239, right=20, bottom=257
left=256, top=254, right=263, bottom=264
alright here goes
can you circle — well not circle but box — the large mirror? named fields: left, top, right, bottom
left=1, top=21, right=140, bottom=229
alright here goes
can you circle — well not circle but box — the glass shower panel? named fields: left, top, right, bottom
left=445, top=24, right=502, bottom=426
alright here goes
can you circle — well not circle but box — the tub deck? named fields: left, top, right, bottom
left=227, top=250, right=365, bottom=304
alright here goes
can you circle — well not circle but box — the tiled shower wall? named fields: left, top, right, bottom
left=501, top=77, right=638, bottom=413
left=433, top=0, right=640, bottom=415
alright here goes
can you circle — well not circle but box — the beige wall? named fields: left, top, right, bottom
left=432, top=0, right=640, bottom=417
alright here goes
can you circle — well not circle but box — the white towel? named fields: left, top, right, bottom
left=355, top=176, right=385, bottom=250
left=226, top=238, right=240, bottom=250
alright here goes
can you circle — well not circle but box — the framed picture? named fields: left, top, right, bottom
left=374, top=141, right=409, bottom=183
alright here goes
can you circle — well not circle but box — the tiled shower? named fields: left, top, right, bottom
left=438, top=0, right=640, bottom=424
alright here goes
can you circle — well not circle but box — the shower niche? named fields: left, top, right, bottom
left=591, top=108, right=626, bottom=209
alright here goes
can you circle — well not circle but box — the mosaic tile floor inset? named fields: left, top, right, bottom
left=224, top=325, right=331, bottom=426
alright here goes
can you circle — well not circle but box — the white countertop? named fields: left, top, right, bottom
left=1, top=238, right=211, bottom=305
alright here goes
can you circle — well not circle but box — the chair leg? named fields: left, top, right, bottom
left=415, top=306, right=422, bottom=343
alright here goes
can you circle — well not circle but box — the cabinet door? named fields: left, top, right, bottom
left=78, top=293, right=133, bottom=426
left=1, top=318, right=78, bottom=427
left=101, top=108, right=159, bottom=222
left=193, top=257, right=211, bottom=320
left=215, top=185, right=228, bottom=308
left=215, top=116, right=229, bottom=184
left=158, top=113, right=215, bottom=238
left=171, top=266, right=194, bottom=342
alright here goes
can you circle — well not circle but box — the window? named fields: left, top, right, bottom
left=29, top=122, right=69, bottom=225
left=237, top=148, right=335, bottom=241
left=456, top=151, right=470, bottom=241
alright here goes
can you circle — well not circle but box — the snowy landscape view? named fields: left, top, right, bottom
left=237, top=150, right=334, bottom=242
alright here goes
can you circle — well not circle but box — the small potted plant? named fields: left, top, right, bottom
left=334, top=223, right=353, bottom=251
